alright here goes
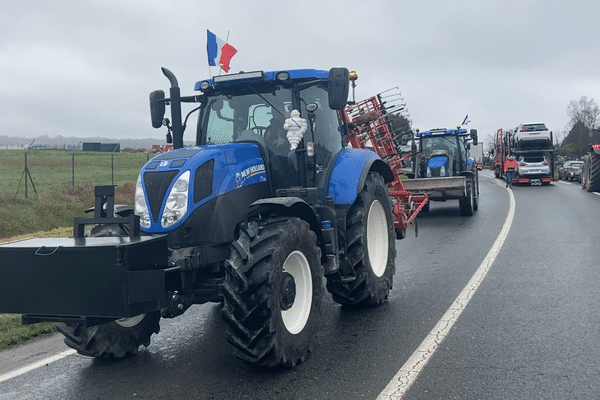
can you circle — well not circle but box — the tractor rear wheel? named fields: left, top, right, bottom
left=221, top=217, right=323, bottom=367
left=326, top=172, right=396, bottom=306
left=57, top=312, right=160, bottom=358
left=588, top=151, right=600, bottom=192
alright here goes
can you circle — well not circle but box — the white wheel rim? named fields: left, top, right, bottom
left=367, top=200, right=389, bottom=278
left=281, top=251, right=312, bottom=335
left=115, top=314, right=145, bottom=328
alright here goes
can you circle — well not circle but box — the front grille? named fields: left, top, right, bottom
left=144, top=170, right=179, bottom=224
left=170, top=159, right=186, bottom=168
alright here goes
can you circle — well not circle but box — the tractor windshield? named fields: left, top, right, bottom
left=421, top=135, right=458, bottom=158
left=197, top=90, right=293, bottom=149
left=196, top=82, right=344, bottom=190
left=197, top=84, right=343, bottom=158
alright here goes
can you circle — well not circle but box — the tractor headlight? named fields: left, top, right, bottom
left=134, top=174, right=151, bottom=228
left=162, top=170, right=190, bottom=228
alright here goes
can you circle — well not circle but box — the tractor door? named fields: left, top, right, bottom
left=296, top=85, right=344, bottom=191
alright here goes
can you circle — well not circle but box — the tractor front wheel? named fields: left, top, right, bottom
left=56, top=221, right=161, bottom=359
left=459, top=176, right=475, bottom=216
left=473, top=173, right=479, bottom=211
left=221, top=217, right=323, bottom=367
left=57, top=312, right=160, bottom=358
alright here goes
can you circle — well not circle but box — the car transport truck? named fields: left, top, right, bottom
left=493, top=127, right=556, bottom=186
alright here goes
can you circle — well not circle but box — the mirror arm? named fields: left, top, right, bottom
left=162, top=68, right=184, bottom=149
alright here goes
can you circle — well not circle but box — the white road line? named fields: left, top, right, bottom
left=0, top=349, right=76, bottom=384
left=556, top=179, right=600, bottom=194
left=377, top=179, right=516, bottom=400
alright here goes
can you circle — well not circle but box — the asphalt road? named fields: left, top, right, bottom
left=1, top=171, right=599, bottom=399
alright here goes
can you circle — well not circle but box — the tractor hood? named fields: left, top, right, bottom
left=136, top=143, right=268, bottom=235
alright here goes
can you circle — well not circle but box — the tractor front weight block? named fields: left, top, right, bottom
left=0, top=235, right=171, bottom=325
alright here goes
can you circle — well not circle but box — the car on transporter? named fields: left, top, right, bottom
left=517, top=154, right=550, bottom=178
left=512, top=122, right=552, bottom=150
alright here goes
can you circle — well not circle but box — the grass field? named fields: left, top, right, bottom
left=0, top=150, right=148, bottom=351
left=1, top=149, right=150, bottom=197
left=0, top=314, right=57, bottom=351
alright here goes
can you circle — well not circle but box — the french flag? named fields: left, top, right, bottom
left=206, top=30, right=237, bottom=73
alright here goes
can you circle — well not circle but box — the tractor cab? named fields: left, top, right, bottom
left=193, top=71, right=347, bottom=192
left=149, top=68, right=350, bottom=201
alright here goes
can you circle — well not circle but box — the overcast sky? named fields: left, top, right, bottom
left=2, top=0, right=599, bottom=149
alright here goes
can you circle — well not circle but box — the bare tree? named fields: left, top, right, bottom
left=484, top=132, right=495, bottom=153
left=553, top=128, right=566, bottom=146
left=566, top=96, right=599, bottom=130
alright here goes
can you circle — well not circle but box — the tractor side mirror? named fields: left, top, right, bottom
left=150, top=90, right=166, bottom=128
left=470, top=129, right=478, bottom=146
left=328, top=68, right=349, bottom=110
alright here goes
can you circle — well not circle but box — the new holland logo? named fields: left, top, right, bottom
left=234, top=164, right=266, bottom=188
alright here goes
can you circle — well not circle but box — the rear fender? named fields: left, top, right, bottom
left=328, top=148, right=393, bottom=205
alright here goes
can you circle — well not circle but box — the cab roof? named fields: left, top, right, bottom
left=194, top=69, right=329, bottom=91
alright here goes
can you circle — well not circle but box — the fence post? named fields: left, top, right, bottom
left=72, top=153, right=75, bottom=187
left=111, top=153, right=114, bottom=185
left=25, top=152, right=28, bottom=198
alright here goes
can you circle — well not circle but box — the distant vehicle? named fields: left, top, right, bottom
left=403, top=127, right=479, bottom=216
left=512, top=122, right=552, bottom=150
left=559, top=160, right=584, bottom=181
left=517, top=154, right=550, bottom=180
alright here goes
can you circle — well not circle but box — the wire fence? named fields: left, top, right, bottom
left=0, top=149, right=152, bottom=198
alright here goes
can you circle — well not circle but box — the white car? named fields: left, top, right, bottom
left=513, top=122, right=552, bottom=150
left=517, top=155, right=550, bottom=177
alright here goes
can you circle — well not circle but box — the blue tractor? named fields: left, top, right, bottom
left=0, top=67, right=399, bottom=367
left=404, top=127, right=480, bottom=216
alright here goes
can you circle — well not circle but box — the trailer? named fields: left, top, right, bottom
left=343, top=86, right=428, bottom=237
